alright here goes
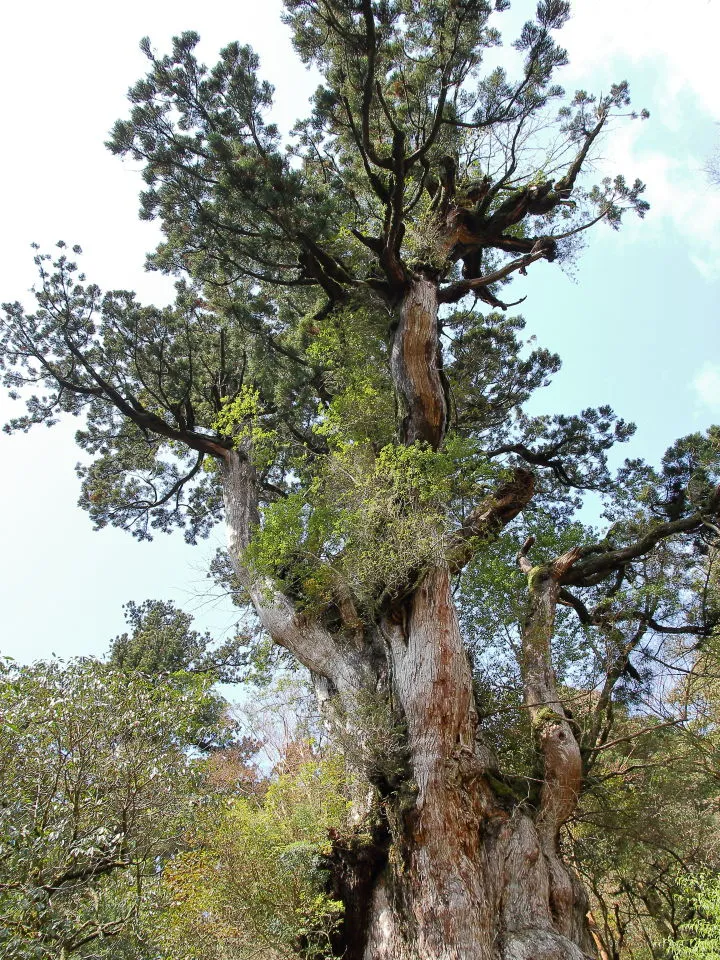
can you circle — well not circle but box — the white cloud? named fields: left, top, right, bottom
left=690, top=255, right=718, bottom=282
left=561, top=0, right=720, bottom=121
left=479, top=1, right=715, bottom=280
left=693, top=365, right=720, bottom=409
left=548, top=2, right=720, bottom=282
left=482, top=1, right=720, bottom=280
left=594, top=121, right=720, bottom=280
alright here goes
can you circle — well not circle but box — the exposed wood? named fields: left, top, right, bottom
left=359, top=566, right=595, bottom=960
left=391, top=278, right=448, bottom=448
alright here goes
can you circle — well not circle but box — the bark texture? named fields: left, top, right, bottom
left=519, top=555, right=584, bottom=852
left=391, top=278, right=448, bottom=448
left=357, top=566, right=593, bottom=960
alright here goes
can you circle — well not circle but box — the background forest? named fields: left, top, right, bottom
left=1, top=0, right=719, bottom=958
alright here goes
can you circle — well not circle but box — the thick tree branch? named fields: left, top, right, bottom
left=524, top=490, right=720, bottom=776
left=554, top=110, right=609, bottom=195
left=516, top=545, right=584, bottom=847
left=447, top=468, right=535, bottom=574
left=359, top=0, right=393, bottom=172
left=438, top=243, right=553, bottom=305
left=562, top=489, right=720, bottom=587
left=390, top=277, right=447, bottom=447
left=42, top=855, right=132, bottom=893
left=383, top=130, right=408, bottom=285
left=220, top=447, right=372, bottom=695
left=560, top=587, right=711, bottom=638
left=58, top=325, right=230, bottom=459
left=487, top=440, right=575, bottom=486
left=131, top=450, right=205, bottom=511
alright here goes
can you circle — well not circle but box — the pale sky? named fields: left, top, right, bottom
left=1, top=0, right=718, bottom=662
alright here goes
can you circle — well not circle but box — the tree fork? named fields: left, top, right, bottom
left=218, top=441, right=596, bottom=958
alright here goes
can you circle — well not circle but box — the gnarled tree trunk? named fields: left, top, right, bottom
left=391, top=276, right=449, bottom=447
left=217, top=275, right=595, bottom=960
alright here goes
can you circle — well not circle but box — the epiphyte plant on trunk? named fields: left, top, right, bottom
left=1, top=1, right=718, bottom=957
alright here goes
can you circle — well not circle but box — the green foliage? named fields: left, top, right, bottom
left=109, top=597, right=253, bottom=688
left=154, top=756, right=349, bottom=960
left=0, top=658, right=217, bottom=958
left=574, top=713, right=718, bottom=957
left=459, top=508, right=591, bottom=738
left=0, top=5, right=709, bottom=953
left=671, top=875, right=720, bottom=960
left=613, top=427, right=720, bottom=527
left=214, top=385, right=281, bottom=469
left=1, top=0, right=650, bottom=553
left=305, top=304, right=394, bottom=447
left=108, top=599, right=251, bottom=751
left=399, top=190, right=451, bottom=269
left=246, top=436, right=499, bottom=609
left=571, top=613, right=720, bottom=960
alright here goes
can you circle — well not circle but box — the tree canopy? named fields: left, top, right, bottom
left=2, top=1, right=649, bottom=554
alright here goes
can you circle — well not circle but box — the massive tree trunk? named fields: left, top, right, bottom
left=356, top=564, right=593, bottom=960
left=217, top=276, right=595, bottom=959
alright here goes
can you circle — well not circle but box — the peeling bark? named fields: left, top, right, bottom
left=357, top=567, right=594, bottom=960
left=391, top=277, right=448, bottom=448
left=368, top=566, right=497, bottom=959
left=447, top=468, right=535, bottom=574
